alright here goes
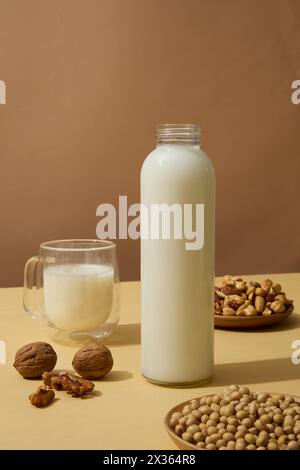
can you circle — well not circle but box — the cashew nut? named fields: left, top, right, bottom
left=244, top=305, right=257, bottom=316
left=270, top=300, right=285, bottom=313
left=223, top=307, right=236, bottom=316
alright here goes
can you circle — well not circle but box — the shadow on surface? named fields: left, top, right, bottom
left=216, top=312, right=300, bottom=333
left=106, top=323, right=141, bottom=346
left=212, top=357, right=300, bottom=387
left=90, top=390, right=102, bottom=398
left=80, top=389, right=102, bottom=399
left=252, top=312, right=300, bottom=333
left=45, top=397, right=60, bottom=407
left=102, top=370, right=133, bottom=382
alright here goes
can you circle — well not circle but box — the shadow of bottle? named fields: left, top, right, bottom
left=212, top=357, right=300, bottom=387
left=105, top=323, right=141, bottom=346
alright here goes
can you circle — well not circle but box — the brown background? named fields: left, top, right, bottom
left=0, top=0, right=299, bottom=287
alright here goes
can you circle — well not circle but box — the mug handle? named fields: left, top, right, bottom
left=23, top=256, right=43, bottom=319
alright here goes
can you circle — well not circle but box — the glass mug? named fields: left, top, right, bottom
left=23, top=239, right=119, bottom=345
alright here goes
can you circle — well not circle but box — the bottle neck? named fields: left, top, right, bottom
left=156, top=124, right=200, bottom=146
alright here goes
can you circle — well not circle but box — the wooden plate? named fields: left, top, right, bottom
left=165, top=391, right=300, bottom=450
left=214, top=305, right=294, bottom=329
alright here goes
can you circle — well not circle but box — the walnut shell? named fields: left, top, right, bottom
left=72, top=343, right=113, bottom=379
left=14, top=342, right=57, bottom=378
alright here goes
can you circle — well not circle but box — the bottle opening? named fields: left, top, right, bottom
left=156, top=124, right=200, bottom=145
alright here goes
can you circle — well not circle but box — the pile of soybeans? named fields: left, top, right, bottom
left=169, top=385, right=300, bottom=450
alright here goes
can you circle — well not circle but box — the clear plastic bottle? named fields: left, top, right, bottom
left=141, top=124, right=215, bottom=385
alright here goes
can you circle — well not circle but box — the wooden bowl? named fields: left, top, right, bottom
left=214, top=305, right=294, bottom=329
left=165, top=391, right=300, bottom=450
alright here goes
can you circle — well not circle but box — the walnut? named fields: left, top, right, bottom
left=42, top=371, right=94, bottom=397
left=221, top=285, right=240, bottom=296
left=72, top=343, right=113, bottom=379
left=29, top=386, right=55, bottom=408
left=14, top=342, right=57, bottom=378
left=265, top=291, right=276, bottom=302
left=224, top=294, right=244, bottom=310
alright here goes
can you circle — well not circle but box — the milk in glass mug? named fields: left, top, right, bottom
left=23, top=240, right=119, bottom=345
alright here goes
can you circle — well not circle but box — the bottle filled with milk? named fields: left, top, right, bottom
left=141, top=124, right=215, bottom=385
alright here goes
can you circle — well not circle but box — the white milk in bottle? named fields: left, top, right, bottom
left=141, top=124, right=215, bottom=385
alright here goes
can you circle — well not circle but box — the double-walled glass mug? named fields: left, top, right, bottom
left=23, top=240, right=119, bottom=345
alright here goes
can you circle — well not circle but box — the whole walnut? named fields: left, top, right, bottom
left=14, top=342, right=57, bottom=379
left=72, top=343, right=113, bottom=379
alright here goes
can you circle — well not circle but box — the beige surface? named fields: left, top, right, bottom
left=1, top=0, right=300, bottom=287
left=0, top=273, right=300, bottom=450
